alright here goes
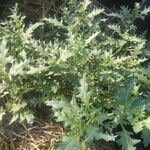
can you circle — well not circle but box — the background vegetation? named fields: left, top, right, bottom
left=0, top=0, right=150, bottom=149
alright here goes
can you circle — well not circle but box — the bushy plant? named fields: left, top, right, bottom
left=0, top=0, right=150, bottom=149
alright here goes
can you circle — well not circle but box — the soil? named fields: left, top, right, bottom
left=0, top=114, right=63, bottom=150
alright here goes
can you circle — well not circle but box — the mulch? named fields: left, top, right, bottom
left=0, top=117, right=63, bottom=150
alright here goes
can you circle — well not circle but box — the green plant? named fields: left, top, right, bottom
left=0, top=0, right=150, bottom=149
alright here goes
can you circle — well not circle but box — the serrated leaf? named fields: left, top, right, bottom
left=23, top=111, right=34, bottom=124
left=95, top=110, right=108, bottom=124
left=0, top=38, right=13, bottom=66
left=141, top=6, right=150, bottom=15
left=119, top=130, right=140, bottom=150
left=133, top=121, right=143, bottom=133
left=88, top=9, right=104, bottom=19
left=11, top=102, right=27, bottom=113
left=143, top=117, right=150, bottom=129
left=86, top=126, right=115, bottom=141
left=142, top=126, right=150, bottom=147
left=9, top=60, right=29, bottom=79
left=86, top=126, right=99, bottom=141
left=59, top=48, right=73, bottom=62
left=46, top=100, right=69, bottom=109
left=132, top=84, right=140, bottom=95
left=142, top=117, right=150, bottom=147
left=0, top=109, right=5, bottom=121
left=9, top=114, right=18, bottom=124
left=82, top=0, right=91, bottom=10
left=78, top=74, right=91, bottom=102
left=85, top=31, right=100, bottom=45
left=26, top=65, right=48, bottom=75
left=56, top=136, right=80, bottom=150
left=70, top=95, right=79, bottom=108
left=44, top=17, right=64, bottom=27
left=23, top=22, right=43, bottom=39
left=97, top=133, right=115, bottom=141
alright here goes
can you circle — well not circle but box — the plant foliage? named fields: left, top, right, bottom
left=0, top=0, right=150, bottom=149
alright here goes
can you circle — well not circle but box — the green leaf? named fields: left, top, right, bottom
left=26, top=65, right=48, bottom=75
left=142, top=127, right=150, bottom=147
left=0, top=38, right=13, bottom=66
left=82, top=0, right=91, bottom=10
left=141, top=6, right=150, bottom=15
left=133, top=121, right=143, bottom=133
left=0, top=108, right=5, bottom=121
left=9, top=114, right=18, bottom=124
left=22, top=111, right=34, bottom=124
left=86, top=126, right=99, bottom=141
left=119, top=130, right=140, bottom=150
left=88, top=9, right=104, bottom=19
left=47, top=100, right=69, bottom=110
left=23, top=22, right=43, bottom=39
left=86, top=126, right=115, bottom=142
left=11, top=102, right=27, bottom=113
left=85, top=31, right=100, bottom=46
left=78, top=74, right=91, bottom=102
left=47, top=99, right=79, bottom=127
left=9, top=60, right=29, bottom=77
left=44, top=17, right=64, bottom=28
left=56, top=136, right=80, bottom=150
left=142, top=117, right=150, bottom=147
left=59, top=47, right=73, bottom=62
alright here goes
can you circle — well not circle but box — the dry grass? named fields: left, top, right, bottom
left=0, top=116, right=63, bottom=150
